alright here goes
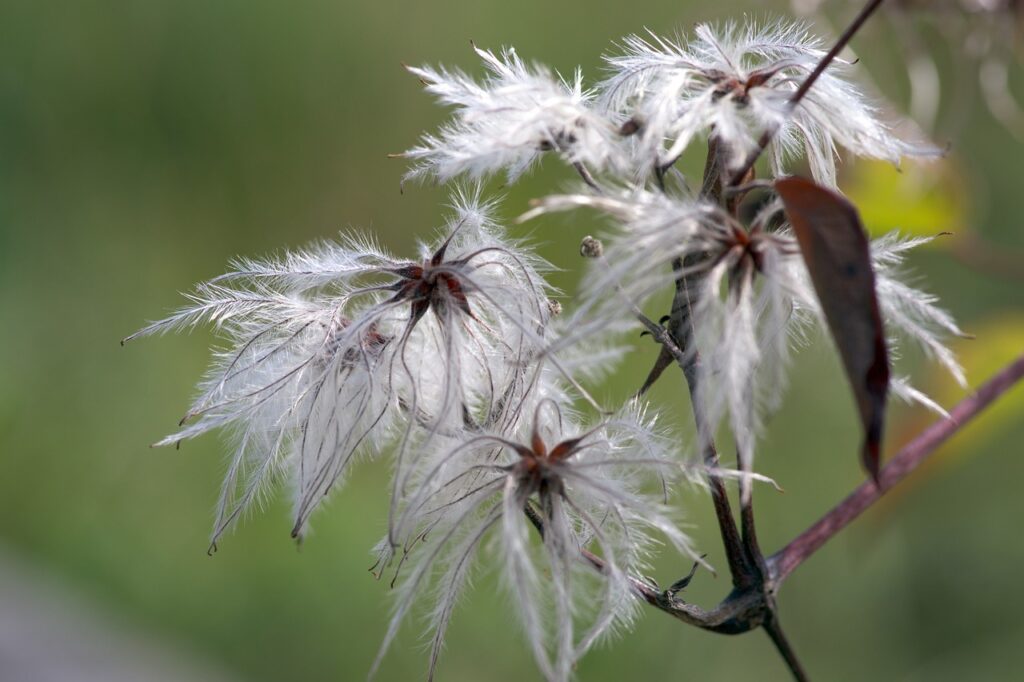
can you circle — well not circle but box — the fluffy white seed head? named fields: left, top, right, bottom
left=600, top=20, right=940, bottom=185
left=402, top=44, right=626, bottom=184
left=869, top=232, right=968, bottom=391
left=127, top=189, right=555, bottom=545
left=523, top=189, right=964, bottom=489
left=373, top=383, right=701, bottom=682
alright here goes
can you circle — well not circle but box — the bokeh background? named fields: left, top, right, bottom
left=2, top=1, right=1023, bottom=680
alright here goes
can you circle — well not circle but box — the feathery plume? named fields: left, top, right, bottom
left=524, top=190, right=965, bottom=490
left=600, top=20, right=939, bottom=185
left=373, top=390, right=701, bottom=682
left=401, top=44, right=625, bottom=184
left=126, top=189, right=553, bottom=545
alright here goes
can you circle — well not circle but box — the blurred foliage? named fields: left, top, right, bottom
left=845, top=158, right=968, bottom=238
left=1, top=1, right=1022, bottom=681
left=893, top=314, right=1024, bottom=466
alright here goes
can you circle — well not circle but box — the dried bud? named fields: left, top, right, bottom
left=618, top=117, right=641, bottom=136
left=580, top=235, right=604, bottom=258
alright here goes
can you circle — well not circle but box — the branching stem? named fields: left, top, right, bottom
left=533, top=5, right=1016, bottom=681
left=541, top=353, right=1024, bottom=676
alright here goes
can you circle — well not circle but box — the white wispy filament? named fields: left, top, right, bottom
left=524, top=190, right=965, bottom=496
left=600, top=20, right=939, bottom=185
left=402, top=44, right=624, bottom=184
left=126, top=190, right=552, bottom=545
left=372, top=394, right=701, bottom=682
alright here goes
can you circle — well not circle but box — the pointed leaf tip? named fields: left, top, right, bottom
left=775, top=176, right=890, bottom=480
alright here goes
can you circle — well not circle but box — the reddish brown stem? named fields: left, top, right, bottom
left=769, top=353, right=1024, bottom=584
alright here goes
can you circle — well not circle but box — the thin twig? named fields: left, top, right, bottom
left=595, top=253, right=690, bottom=380
left=763, top=614, right=810, bottom=682
left=728, top=0, right=888, bottom=186
left=769, top=353, right=1024, bottom=585
left=573, top=161, right=603, bottom=193
left=739, top=480, right=767, bottom=579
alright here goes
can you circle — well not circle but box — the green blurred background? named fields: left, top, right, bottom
left=2, top=1, right=1022, bottom=680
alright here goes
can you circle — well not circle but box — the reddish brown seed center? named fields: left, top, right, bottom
left=709, top=68, right=778, bottom=106
left=392, top=260, right=475, bottom=321
left=736, top=232, right=766, bottom=275
left=710, top=225, right=769, bottom=281
left=518, top=433, right=582, bottom=486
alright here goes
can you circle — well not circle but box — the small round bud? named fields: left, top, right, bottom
left=547, top=299, right=563, bottom=317
left=580, top=236, right=604, bottom=259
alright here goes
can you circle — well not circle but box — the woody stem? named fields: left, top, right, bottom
left=769, top=353, right=1024, bottom=585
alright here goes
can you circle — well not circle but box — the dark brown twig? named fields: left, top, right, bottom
left=763, top=614, right=810, bottom=682
left=641, top=138, right=754, bottom=587
left=739, top=481, right=767, bottom=579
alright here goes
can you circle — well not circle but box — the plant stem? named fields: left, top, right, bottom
left=740, top=486, right=767, bottom=578
left=640, top=139, right=755, bottom=586
left=529, top=354, right=1023, bottom=682
left=769, top=352, right=1024, bottom=585
left=764, top=614, right=810, bottom=682
left=674, top=256, right=754, bottom=587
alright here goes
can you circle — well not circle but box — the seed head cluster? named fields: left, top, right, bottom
left=129, top=16, right=966, bottom=682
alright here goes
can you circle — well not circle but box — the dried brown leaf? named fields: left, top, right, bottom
left=776, top=176, right=890, bottom=481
